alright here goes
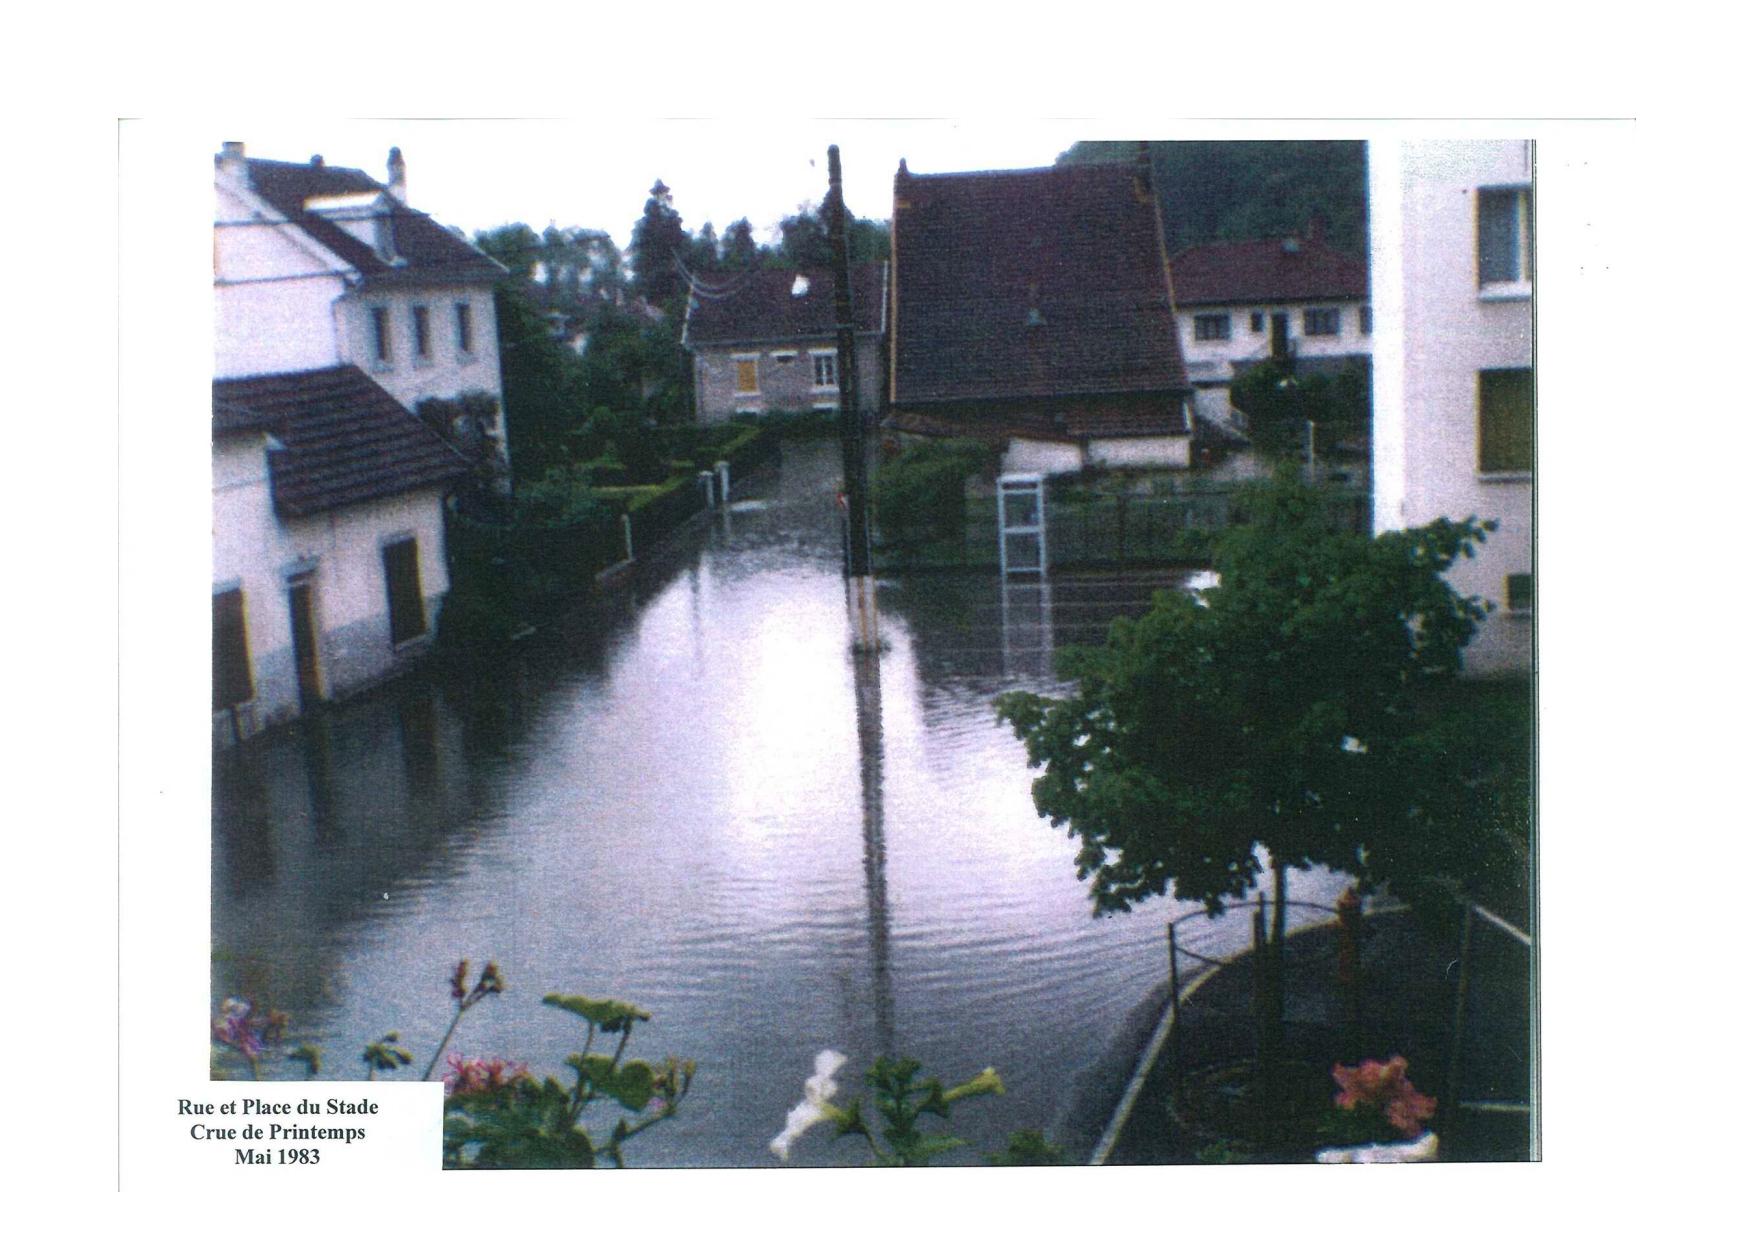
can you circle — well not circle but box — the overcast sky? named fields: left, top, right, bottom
left=224, top=120, right=1101, bottom=253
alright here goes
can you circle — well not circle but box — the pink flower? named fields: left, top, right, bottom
left=1331, top=1055, right=1437, bottom=1138
left=443, top=1053, right=531, bottom=1097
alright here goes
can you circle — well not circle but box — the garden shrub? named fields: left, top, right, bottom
left=876, top=438, right=994, bottom=549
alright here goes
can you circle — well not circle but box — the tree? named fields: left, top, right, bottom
left=768, top=198, right=890, bottom=270
left=997, top=477, right=1512, bottom=1086
left=720, top=218, right=760, bottom=271
left=491, top=282, right=590, bottom=482
left=629, top=179, right=688, bottom=305
left=687, top=221, right=721, bottom=276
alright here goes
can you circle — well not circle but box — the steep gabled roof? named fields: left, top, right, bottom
left=890, top=162, right=1189, bottom=407
left=684, top=263, right=886, bottom=347
left=237, top=156, right=504, bottom=287
left=213, top=366, right=469, bottom=517
left=1169, top=236, right=1368, bottom=307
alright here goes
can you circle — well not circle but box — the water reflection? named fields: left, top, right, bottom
left=213, top=437, right=1343, bottom=1166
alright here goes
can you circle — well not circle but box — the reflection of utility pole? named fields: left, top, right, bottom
left=829, top=144, right=879, bottom=652
left=851, top=646, right=895, bottom=1056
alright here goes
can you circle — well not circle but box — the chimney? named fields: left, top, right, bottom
left=894, top=158, right=912, bottom=211
left=219, top=140, right=247, bottom=183
left=386, top=146, right=407, bottom=203
left=310, top=154, right=324, bottom=167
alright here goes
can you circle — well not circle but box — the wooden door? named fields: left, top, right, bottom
left=288, top=578, right=323, bottom=710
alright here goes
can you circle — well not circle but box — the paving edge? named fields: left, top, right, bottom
left=1087, top=905, right=1408, bottom=1166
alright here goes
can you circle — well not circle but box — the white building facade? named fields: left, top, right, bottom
left=212, top=143, right=506, bottom=744
left=1370, top=140, right=1533, bottom=675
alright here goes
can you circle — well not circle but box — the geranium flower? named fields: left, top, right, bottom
left=443, top=1053, right=531, bottom=1096
left=769, top=1049, right=847, bottom=1161
left=1331, top=1055, right=1437, bottom=1137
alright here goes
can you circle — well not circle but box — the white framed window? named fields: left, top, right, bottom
left=1193, top=313, right=1231, bottom=342
left=1478, top=367, right=1533, bottom=475
left=811, top=350, right=838, bottom=389
left=369, top=305, right=392, bottom=366
left=1303, top=308, right=1340, bottom=336
left=1478, top=186, right=1533, bottom=293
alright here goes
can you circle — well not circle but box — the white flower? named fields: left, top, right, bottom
left=769, top=1049, right=848, bottom=1161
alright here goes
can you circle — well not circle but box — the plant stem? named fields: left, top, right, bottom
left=422, top=1005, right=468, bottom=1082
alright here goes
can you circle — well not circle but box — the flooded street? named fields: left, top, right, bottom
left=213, top=436, right=1342, bottom=1166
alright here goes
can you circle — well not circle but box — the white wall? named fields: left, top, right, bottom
left=213, top=434, right=451, bottom=739
left=1371, top=140, right=1534, bottom=674
left=1088, top=435, right=1192, bottom=469
left=214, top=180, right=350, bottom=377
left=1177, top=301, right=1372, bottom=384
left=335, top=286, right=505, bottom=434
left=1001, top=438, right=1084, bottom=476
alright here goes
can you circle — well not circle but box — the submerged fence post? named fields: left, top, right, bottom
left=716, top=460, right=731, bottom=505
left=1440, top=905, right=1477, bottom=1137
left=1168, top=920, right=1183, bottom=1100
left=1337, top=886, right=1363, bottom=1062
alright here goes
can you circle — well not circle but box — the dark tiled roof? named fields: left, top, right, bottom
left=884, top=393, right=1186, bottom=444
left=891, top=163, right=1189, bottom=407
left=1170, top=236, right=1367, bottom=306
left=240, top=157, right=503, bottom=287
left=684, top=263, right=885, bottom=346
left=212, top=366, right=469, bottom=517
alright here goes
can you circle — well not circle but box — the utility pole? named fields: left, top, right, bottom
left=829, top=144, right=879, bottom=651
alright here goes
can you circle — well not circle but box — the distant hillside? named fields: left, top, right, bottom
left=1055, top=141, right=1367, bottom=256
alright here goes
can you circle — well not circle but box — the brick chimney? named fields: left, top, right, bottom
left=386, top=146, right=407, bottom=203
left=219, top=140, right=247, bottom=184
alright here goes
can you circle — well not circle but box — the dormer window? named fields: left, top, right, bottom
left=304, top=190, right=398, bottom=263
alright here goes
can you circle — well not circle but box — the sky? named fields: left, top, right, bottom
left=222, top=119, right=1101, bottom=253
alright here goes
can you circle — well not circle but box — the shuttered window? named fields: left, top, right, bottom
left=734, top=358, right=759, bottom=393
left=1478, top=368, right=1533, bottom=473
left=213, top=588, right=254, bottom=709
left=383, top=538, right=427, bottom=645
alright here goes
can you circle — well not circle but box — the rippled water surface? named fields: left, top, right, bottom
left=213, top=438, right=1341, bottom=1166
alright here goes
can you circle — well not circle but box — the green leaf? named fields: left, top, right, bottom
left=543, top=994, right=652, bottom=1028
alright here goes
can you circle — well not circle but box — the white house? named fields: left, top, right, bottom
left=212, top=142, right=507, bottom=743
left=1168, top=226, right=1372, bottom=432
left=1369, top=140, right=1533, bottom=675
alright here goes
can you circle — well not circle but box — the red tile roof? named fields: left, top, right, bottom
left=1169, top=236, right=1367, bottom=307
left=684, top=263, right=886, bottom=346
left=890, top=162, right=1190, bottom=409
left=213, top=366, right=469, bottom=517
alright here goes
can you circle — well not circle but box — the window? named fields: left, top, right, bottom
left=812, top=352, right=837, bottom=388
left=1193, top=313, right=1231, bottom=341
left=213, top=588, right=254, bottom=709
left=1359, top=305, right=1373, bottom=335
left=412, top=305, right=431, bottom=359
left=1478, top=367, right=1533, bottom=473
left=455, top=302, right=474, bottom=354
left=1507, top=572, right=1533, bottom=615
left=734, top=357, right=759, bottom=394
left=1249, top=311, right=1264, bottom=334
left=1303, top=308, right=1340, bottom=336
left=382, top=538, right=426, bottom=645
left=1478, top=187, right=1533, bottom=287
left=370, top=306, right=392, bottom=364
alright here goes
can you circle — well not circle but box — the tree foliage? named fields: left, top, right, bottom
left=630, top=179, right=688, bottom=305
left=875, top=438, right=993, bottom=549
left=1230, top=359, right=1372, bottom=459
left=998, top=475, right=1515, bottom=916
left=1056, top=141, right=1367, bottom=255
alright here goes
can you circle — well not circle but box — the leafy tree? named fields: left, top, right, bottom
left=1230, top=359, right=1371, bottom=459
left=687, top=221, right=721, bottom=276
left=720, top=217, right=760, bottom=271
left=998, top=476, right=1513, bottom=1081
left=1056, top=141, right=1366, bottom=255
left=475, top=222, right=544, bottom=282
left=875, top=438, right=993, bottom=550
left=491, top=282, right=590, bottom=482
left=767, top=198, right=890, bottom=271
left=629, top=179, right=688, bottom=304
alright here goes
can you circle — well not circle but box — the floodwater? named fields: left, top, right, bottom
left=213, top=436, right=1341, bottom=1167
